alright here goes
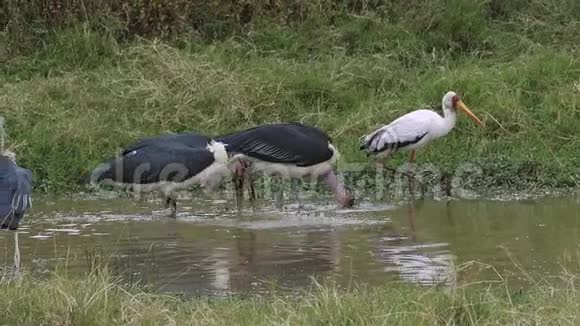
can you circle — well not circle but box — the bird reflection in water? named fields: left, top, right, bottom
left=372, top=199, right=456, bottom=286
left=227, top=228, right=342, bottom=293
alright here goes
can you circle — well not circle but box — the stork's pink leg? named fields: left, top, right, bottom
left=232, top=160, right=255, bottom=206
left=408, top=150, right=416, bottom=197
left=409, top=150, right=416, bottom=164
left=248, top=172, right=256, bottom=202
left=323, top=170, right=354, bottom=208
left=232, top=160, right=246, bottom=206
left=232, top=160, right=247, bottom=178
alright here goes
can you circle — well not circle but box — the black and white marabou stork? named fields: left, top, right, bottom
left=0, top=151, right=33, bottom=231
left=90, top=132, right=229, bottom=216
left=217, top=123, right=354, bottom=208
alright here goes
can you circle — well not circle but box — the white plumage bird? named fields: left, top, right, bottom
left=360, top=91, right=484, bottom=164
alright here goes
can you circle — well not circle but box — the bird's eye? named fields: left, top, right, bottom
left=452, top=95, right=459, bottom=107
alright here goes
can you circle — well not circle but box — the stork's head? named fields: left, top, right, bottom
left=442, top=91, right=484, bottom=127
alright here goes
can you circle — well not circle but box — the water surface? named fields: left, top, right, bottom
left=1, top=194, right=579, bottom=295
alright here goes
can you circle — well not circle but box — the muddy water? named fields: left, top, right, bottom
left=1, top=194, right=579, bottom=295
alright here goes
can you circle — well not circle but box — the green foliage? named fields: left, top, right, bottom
left=1, top=0, right=579, bottom=192
left=0, top=266, right=578, bottom=325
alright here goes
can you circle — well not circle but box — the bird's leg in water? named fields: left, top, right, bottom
left=234, top=174, right=244, bottom=208
left=12, top=232, right=21, bottom=279
left=408, top=150, right=416, bottom=197
left=323, top=170, right=354, bottom=208
left=170, top=197, right=177, bottom=217
left=407, top=201, right=417, bottom=241
left=272, top=175, right=284, bottom=210
left=377, top=154, right=421, bottom=196
left=164, top=195, right=177, bottom=217
left=247, top=172, right=256, bottom=204
left=232, top=160, right=250, bottom=209
left=290, top=179, right=303, bottom=210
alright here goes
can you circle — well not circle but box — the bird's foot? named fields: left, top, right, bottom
left=296, top=201, right=306, bottom=213
left=274, top=190, right=284, bottom=211
left=164, top=196, right=177, bottom=218
left=248, top=174, right=256, bottom=203
left=170, top=200, right=177, bottom=218
left=234, top=176, right=244, bottom=210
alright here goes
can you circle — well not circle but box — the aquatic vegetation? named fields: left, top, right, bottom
left=0, top=263, right=578, bottom=325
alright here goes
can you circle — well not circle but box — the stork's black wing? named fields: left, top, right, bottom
left=13, top=167, right=32, bottom=214
left=94, top=142, right=215, bottom=184
left=0, top=157, right=32, bottom=230
left=121, top=132, right=211, bottom=156
left=217, top=123, right=334, bottom=167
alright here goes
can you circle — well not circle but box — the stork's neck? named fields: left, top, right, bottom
left=438, top=106, right=457, bottom=136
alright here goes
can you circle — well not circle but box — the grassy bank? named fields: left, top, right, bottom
left=0, top=267, right=578, bottom=325
left=1, top=0, right=580, bottom=192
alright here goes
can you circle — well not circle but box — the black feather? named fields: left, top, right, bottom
left=121, top=132, right=211, bottom=155
left=374, top=131, right=429, bottom=154
left=217, top=123, right=334, bottom=167
left=93, top=142, right=215, bottom=185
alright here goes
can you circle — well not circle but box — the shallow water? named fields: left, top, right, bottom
left=1, top=193, right=579, bottom=295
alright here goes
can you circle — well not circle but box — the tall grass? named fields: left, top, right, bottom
left=3, top=0, right=579, bottom=50
left=1, top=0, right=579, bottom=192
left=0, top=264, right=578, bottom=325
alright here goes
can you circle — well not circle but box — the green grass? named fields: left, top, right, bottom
left=0, top=265, right=579, bottom=325
left=1, top=0, right=580, bottom=192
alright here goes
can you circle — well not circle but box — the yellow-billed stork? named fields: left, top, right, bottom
left=361, top=91, right=484, bottom=163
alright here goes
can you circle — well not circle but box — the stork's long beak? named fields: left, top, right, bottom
left=457, top=100, right=485, bottom=127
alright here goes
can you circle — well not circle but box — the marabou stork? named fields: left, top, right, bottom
left=217, top=123, right=354, bottom=208
left=91, top=132, right=229, bottom=216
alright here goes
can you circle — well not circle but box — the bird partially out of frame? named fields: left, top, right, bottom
left=0, top=118, right=32, bottom=231
left=0, top=151, right=32, bottom=231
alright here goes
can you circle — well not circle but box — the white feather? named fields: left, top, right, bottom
left=362, top=108, right=457, bottom=157
left=207, top=140, right=228, bottom=165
